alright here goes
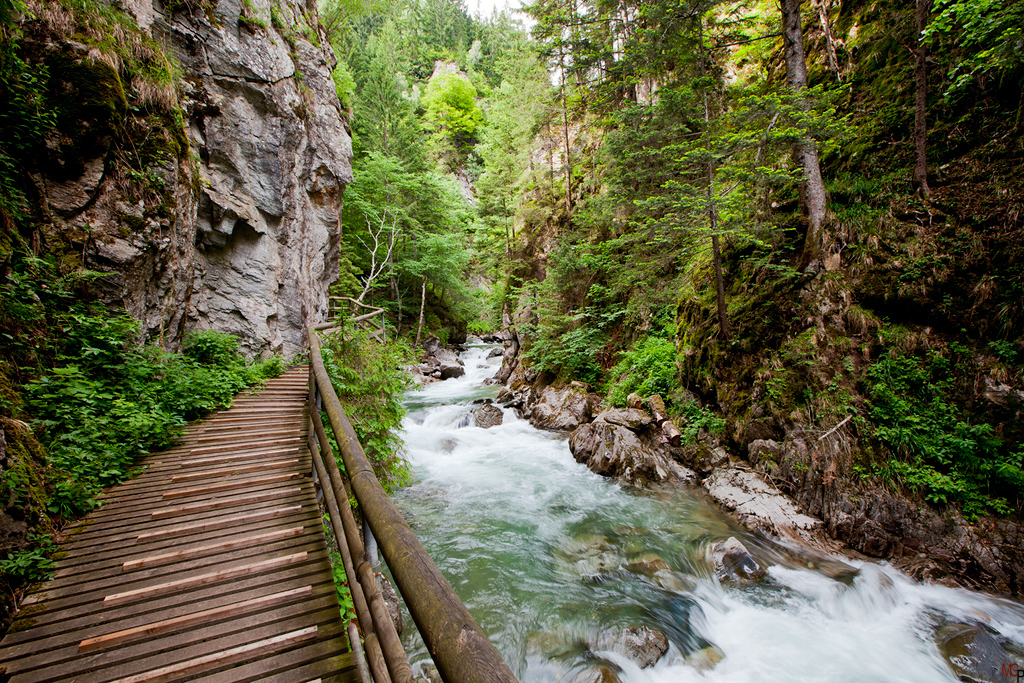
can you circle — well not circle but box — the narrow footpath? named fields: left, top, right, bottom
left=0, top=367, right=358, bottom=683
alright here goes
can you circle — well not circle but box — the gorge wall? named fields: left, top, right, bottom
left=36, top=0, right=352, bottom=357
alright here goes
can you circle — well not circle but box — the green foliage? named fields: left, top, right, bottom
left=25, top=321, right=284, bottom=519
left=422, top=73, right=483, bottom=141
left=319, top=328, right=414, bottom=491
left=864, top=349, right=1019, bottom=517
left=0, top=534, right=56, bottom=585
left=608, top=336, right=678, bottom=407
left=925, top=0, right=1024, bottom=98
left=323, top=515, right=355, bottom=621
left=680, top=402, right=726, bottom=444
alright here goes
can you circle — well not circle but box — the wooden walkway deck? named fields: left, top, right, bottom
left=0, top=367, right=359, bottom=683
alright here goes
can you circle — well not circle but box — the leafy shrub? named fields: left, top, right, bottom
left=865, top=350, right=1020, bottom=517
left=608, top=336, right=678, bottom=407
left=24, top=319, right=284, bottom=519
left=680, top=402, right=726, bottom=443
left=319, top=327, right=413, bottom=491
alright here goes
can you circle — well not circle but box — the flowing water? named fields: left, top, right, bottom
left=394, top=345, right=1024, bottom=682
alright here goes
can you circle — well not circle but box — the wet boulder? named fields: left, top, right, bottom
left=434, top=348, right=464, bottom=379
left=530, top=384, right=602, bottom=431
left=487, top=347, right=503, bottom=358
left=703, top=467, right=823, bottom=543
left=711, top=537, right=767, bottom=582
left=935, top=623, right=1014, bottom=683
left=474, top=404, right=504, bottom=429
left=599, top=408, right=653, bottom=430
left=573, top=666, right=621, bottom=683
left=570, top=421, right=696, bottom=487
left=594, top=626, right=669, bottom=669
left=422, top=336, right=443, bottom=356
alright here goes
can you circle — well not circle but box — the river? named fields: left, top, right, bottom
left=394, top=344, right=1024, bottom=682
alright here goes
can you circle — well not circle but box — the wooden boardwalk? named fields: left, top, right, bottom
left=0, top=367, right=359, bottom=683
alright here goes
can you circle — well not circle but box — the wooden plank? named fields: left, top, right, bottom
left=189, top=437, right=302, bottom=455
left=151, top=488, right=301, bottom=519
left=19, top=536, right=323, bottom=613
left=193, top=428, right=302, bottom=443
left=77, top=478, right=308, bottom=528
left=0, top=569, right=335, bottom=654
left=122, top=527, right=305, bottom=571
left=54, top=511, right=313, bottom=577
left=180, top=447, right=302, bottom=468
left=162, top=473, right=302, bottom=500
left=103, top=552, right=309, bottom=606
left=79, top=585, right=314, bottom=652
left=105, top=626, right=319, bottom=683
left=136, top=504, right=302, bottom=543
left=170, top=459, right=300, bottom=483
left=56, top=509, right=315, bottom=576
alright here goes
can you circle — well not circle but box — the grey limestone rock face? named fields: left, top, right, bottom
left=79, top=0, right=354, bottom=357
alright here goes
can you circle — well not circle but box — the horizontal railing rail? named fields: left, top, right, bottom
left=306, top=327, right=518, bottom=683
left=320, top=296, right=387, bottom=343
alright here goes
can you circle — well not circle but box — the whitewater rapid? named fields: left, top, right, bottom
left=393, top=345, right=1024, bottom=682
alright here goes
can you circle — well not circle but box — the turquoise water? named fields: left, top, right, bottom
left=394, top=345, right=1024, bottom=682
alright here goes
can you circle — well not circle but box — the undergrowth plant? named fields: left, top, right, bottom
left=319, top=326, right=414, bottom=492
left=26, top=323, right=285, bottom=519
left=864, top=347, right=1023, bottom=518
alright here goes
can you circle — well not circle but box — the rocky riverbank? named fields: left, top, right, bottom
left=485, top=328, right=1024, bottom=599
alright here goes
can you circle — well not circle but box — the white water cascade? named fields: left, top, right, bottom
left=394, top=344, right=1024, bottom=682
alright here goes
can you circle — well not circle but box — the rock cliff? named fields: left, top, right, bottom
left=40, top=0, right=352, bottom=357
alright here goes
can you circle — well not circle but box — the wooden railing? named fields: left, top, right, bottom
left=314, top=296, right=387, bottom=344
left=306, top=327, right=519, bottom=683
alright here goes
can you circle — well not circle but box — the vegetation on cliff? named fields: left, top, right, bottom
left=0, top=0, right=285, bottom=629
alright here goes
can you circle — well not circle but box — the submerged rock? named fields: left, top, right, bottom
left=556, top=534, right=620, bottom=581
left=711, top=537, right=767, bottom=582
left=572, top=665, right=622, bottom=683
left=935, top=623, right=1014, bottom=683
left=685, top=645, right=725, bottom=671
left=595, top=626, right=669, bottom=669
left=474, top=404, right=504, bottom=429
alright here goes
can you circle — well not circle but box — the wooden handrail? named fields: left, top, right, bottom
left=307, top=328, right=519, bottom=683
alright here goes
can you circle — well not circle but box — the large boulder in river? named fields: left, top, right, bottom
left=935, top=623, right=1014, bottom=683
left=434, top=348, right=464, bottom=379
left=529, top=382, right=602, bottom=431
left=474, top=404, right=503, bottom=429
left=594, top=626, right=669, bottom=669
left=570, top=413, right=697, bottom=487
left=711, top=537, right=766, bottom=582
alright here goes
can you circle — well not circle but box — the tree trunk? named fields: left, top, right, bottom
left=914, top=0, right=932, bottom=198
left=560, top=72, right=573, bottom=224
left=390, top=271, right=402, bottom=336
left=415, top=275, right=426, bottom=348
left=813, top=0, right=841, bottom=80
left=712, top=232, right=730, bottom=341
left=781, top=0, right=828, bottom=266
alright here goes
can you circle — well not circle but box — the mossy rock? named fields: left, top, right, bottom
left=43, top=46, right=127, bottom=180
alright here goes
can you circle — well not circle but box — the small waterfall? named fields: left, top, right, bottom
left=395, top=344, right=1024, bottom=682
